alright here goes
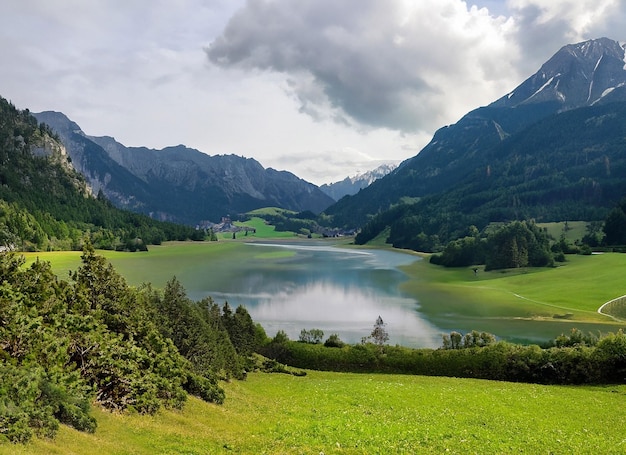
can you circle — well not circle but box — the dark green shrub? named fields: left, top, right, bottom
left=324, top=334, right=345, bottom=348
left=184, top=373, right=225, bottom=404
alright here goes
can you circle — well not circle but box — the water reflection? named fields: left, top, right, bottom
left=193, top=242, right=442, bottom=348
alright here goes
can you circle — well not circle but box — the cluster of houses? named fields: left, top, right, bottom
left=197, top=216, right=356, bottom=238
left=197, top=216, right=256, bottom=234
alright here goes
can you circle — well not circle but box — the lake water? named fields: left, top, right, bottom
left=187, top=241, right=443, bottom=348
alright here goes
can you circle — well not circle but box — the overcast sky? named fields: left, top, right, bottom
left=1, top=1, right=625, bottom=185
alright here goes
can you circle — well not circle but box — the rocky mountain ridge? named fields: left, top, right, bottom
left=34, top=112, right=335, bottom=224
left=492, top=37, right=626, bottom=109
left=324, top=37, right=626, bottom=228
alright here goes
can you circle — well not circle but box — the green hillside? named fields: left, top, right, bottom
left=4, top=371, right=625, bottom=454
left=352, top=102, right=626, bottom=251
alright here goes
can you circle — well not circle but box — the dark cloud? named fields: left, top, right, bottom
left=206, top=0, right=431, bottom=131
left=207, top=0, right=626, bottom=134
left=206, top=0, right=516, bottom=133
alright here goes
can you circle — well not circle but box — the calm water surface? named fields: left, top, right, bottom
left=187, top=242, right=442, bottom=348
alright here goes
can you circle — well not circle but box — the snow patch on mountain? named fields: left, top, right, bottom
left=320, top=163, right=398, bottom=201
left=528, top=76, right=555, bottom=101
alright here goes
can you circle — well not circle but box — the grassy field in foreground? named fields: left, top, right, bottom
left=5, top=371, right=625, bottom=454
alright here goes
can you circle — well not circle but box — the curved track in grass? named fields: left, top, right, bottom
left=598, top=295, right=626, bottom=322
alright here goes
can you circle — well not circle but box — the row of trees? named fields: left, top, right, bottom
left=262, top=328, right=626, bottom=384
left=360, top=188, right=626, bottom=269
left=430, top=220, right=554, bottom=270
left=430, top=197, right=626, bottom=270
left=0, top=245, right=259, bottom=443
left=0, top=196, right=206, bottom=253
left=297, top=317, right=389, bottom=349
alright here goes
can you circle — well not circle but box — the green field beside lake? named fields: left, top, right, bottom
left=5, top=370, right=625, bottom=455
left=399, top=252, right=625, bottom=342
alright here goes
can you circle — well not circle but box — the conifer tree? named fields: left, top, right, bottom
left=370, top=316, right=389, bottom=352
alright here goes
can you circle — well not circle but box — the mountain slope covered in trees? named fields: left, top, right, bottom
left=356, top=101, right=626, bottom=250
left=323, top=38, right=626, bottom=249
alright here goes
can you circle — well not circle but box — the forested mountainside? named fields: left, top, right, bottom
left=322, top=38, right=626, bottom=248
left=355, top=101, right=626, bottom=250
left=0, top=97, right=202, bottom=251
left=34, top=111, right=334, bottom=224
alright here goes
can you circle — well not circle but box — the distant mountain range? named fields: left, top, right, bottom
left=319, top=163, right=398, bottom=201
left=24, top=37, right=626, bottom=247
left=322, top=37, right=626, bottom=248
left=34, top=112, right=335, bottom=224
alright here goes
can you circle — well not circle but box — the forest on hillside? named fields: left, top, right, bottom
left=0, top=97, right=204, bottom=253
left=341, top=102, right=626, bottom=251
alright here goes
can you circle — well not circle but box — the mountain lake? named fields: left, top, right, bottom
left=184, top=241, right=442, bottom=347
left=24, top=239, right=624, bottom=347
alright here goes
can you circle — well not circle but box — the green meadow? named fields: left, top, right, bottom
left=399, top=252, right=625, bottom=342
left=538, top=221, right=588, bottom=243
left=4, top=370, right=625, bottom=455
left=231, top=216, right=297, bottom=239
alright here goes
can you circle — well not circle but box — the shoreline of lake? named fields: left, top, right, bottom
left=22, top=239, right=625, bottom=346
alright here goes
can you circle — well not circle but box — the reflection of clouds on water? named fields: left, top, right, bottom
left=214, top=280, right=441, bottom=348
left=190, top=242, right=441, bottom=348
left=253, top=281, right=379, bottom=322
left=248, top=242, right=372, bottom=256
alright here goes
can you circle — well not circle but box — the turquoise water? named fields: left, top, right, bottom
left=186, top=242, right=442, bottom=348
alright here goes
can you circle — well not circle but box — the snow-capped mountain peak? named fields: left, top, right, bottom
left=320, top=163, right=398, bottom=201
left=493, top=37, right=626, bottom=110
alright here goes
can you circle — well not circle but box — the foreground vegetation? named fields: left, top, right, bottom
left=0, top=245, right=261, bottom=443
left=263, top=329, right=626, bottom=384
left=3, top=371, right=625, bottom=454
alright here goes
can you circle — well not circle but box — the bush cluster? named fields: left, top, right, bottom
left=430, top=220, right=555, bottom=270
